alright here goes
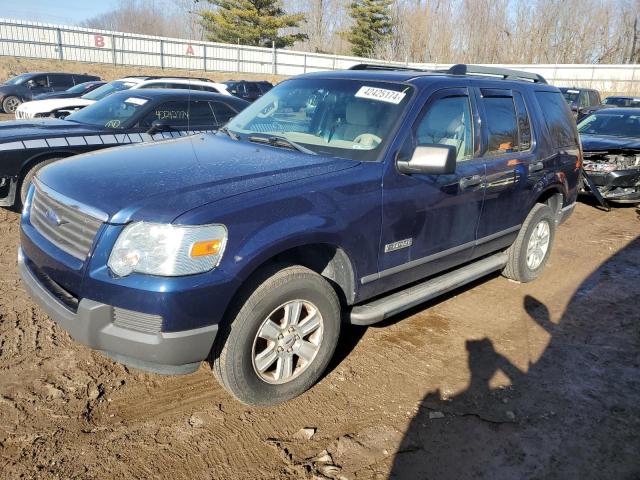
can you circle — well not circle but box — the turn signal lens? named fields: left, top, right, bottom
left=191, top=239, right=222, bottom=257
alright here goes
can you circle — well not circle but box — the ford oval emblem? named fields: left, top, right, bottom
left=45, top=208, right=66, bottom=227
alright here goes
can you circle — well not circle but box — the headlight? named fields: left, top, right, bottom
left=108, top=222, right=227, bottom=277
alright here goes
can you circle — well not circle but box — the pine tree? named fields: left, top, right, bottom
left=200, top=0, right=308, bottom=48
left=347, top=0, right=394, bottom=58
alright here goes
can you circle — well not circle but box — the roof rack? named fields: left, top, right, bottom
left=447, top=64, right=547, bottom=84
left=348, top=63, right=425, bottom=72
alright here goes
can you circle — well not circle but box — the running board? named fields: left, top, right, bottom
left=349, top=252, right=508, bottom=326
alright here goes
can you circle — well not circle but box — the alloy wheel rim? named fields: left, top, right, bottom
left=526, top=220, right=550, bottom=270
left=6, top=97, right=19, bottom=112
left=252, top=300, right=324, bottom=385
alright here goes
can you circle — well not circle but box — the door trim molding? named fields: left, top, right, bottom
left=361, top=224, right=521, bottom=285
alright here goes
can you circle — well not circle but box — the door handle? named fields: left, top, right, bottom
left=529, top=161, right=544, bottom=173
left=459, top=174, right=483, bottom=190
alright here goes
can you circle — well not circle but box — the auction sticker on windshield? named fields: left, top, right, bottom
left=355, top=86, right=406, bottom=104
left=124, top=97, right=148, bottom=106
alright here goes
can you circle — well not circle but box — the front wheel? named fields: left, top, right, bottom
left=2, top=95, right=22, bottom=114
left=212, top=265, right=341, bottom=406
left=19, top=159, right=59, bottom=207
left=502, top=203, right=556, bottom=283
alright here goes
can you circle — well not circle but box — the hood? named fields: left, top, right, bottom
left=17, top=98, right=94, bottom=115
left=0, top=118, right=103, bottom=143
left=581, top=134, right=640, bottom=152
left=37, top=134, right=359, bottom=224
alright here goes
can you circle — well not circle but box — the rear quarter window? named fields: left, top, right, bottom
left=535, top=91, right=579, bottom=148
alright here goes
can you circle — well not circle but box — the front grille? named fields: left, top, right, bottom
left=113, top=307, right=164, bottom=334
left=30, top=184, right=104, bottom=260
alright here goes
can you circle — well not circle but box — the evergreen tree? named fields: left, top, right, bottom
left=200, top=0, right=307, bottom=48
left=347, top=0, right=394, bottom=58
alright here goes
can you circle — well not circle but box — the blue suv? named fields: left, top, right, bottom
left=18, top=64, right=581, bottom=405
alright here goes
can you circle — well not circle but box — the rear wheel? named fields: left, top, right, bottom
left=2, top=95, right=21, bottom=114
left=212, top=265, right=341, bottom=406
left=502, top=203, right=556, bottom=283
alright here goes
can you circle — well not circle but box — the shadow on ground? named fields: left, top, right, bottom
left=389, top=237, right=640, bottom=480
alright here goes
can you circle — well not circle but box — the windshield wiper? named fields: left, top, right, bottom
left=247, top=134, right=316, bottom=155
left=218, top=126, right=239, bottom=140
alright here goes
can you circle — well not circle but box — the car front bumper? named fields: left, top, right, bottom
left=19, top=248, right=218, bottom=374
left=583, top=168, right=640, bottom=202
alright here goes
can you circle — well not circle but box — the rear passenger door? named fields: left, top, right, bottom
left=475, top=88, right=534, bottom=254
left=378, top=87, right=485, bottom=290
left=48, top=74, right=74, bottom=92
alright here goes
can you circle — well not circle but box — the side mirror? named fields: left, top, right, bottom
left=26, top=80, right=36, bottom=88
left=148, top=119, right=173, bottom=134
left=397, top=144, right=457, bottom=175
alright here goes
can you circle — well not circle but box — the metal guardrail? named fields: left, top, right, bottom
left=0, top=18, right=638, bottom=94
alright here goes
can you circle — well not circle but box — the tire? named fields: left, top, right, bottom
left=212, top=265, right=341, bottom=406
left=2, top=95, right=22, bottom=114
left=502, top=203, right=556, bottom=283
left=19, top=159, right=59, bottom=206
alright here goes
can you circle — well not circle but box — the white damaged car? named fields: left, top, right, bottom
left=15, top=76, right=230, bottom=119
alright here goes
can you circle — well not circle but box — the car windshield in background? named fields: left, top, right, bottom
left=3, top=74, right=31, bottom=85
left=578, top=112, right=640, bottom=138
left=226, top=78, right=413, bottom=161
left=603, top=97, right=640, bottom=108
left=66, top=95, right=148, bottom=128
left=561, top=90, right=580, bottom=105
left=82, top=80, right=136, bottom=101
left=66, top=82, right=93, bottom=94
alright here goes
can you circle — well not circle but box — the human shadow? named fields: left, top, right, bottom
left=389, top=237, right=640, bottom=479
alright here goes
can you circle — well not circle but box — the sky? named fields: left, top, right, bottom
left=0, top=0, right=119, bottom=25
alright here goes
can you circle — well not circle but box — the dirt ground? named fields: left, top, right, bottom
left=0, top=201, right=639, bottom=480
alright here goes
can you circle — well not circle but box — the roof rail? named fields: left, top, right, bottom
left=447, top=64, right=547, bottom=84
left=348, top=63, right=425, bottom=72
left=125, top=75, right=214, bottom=82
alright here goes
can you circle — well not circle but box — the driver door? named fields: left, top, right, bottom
left=376, top=87, right=486, bottom=291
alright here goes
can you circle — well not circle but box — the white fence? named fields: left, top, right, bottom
left=1, top=18, right=639, bottom=94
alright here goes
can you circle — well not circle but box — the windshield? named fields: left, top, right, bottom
left=561, top=90, right=580, bottom=105
left=66, top=82, right=93, bottom=94
left=66, top=94, right=149, bottom=128
left=226, top=78, right=413, bottom=161
left=82, top=80, right=135, bottom=101
left=578, top=112, right=640, bottom=138
left=603, top=97, right=640, bottom=108
left=3, top=74, right=31, bottom=85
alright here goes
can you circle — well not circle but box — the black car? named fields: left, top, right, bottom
left=0, top=73, right=101, bottom=114
left=559, top=87, right=603, bottom=120
left=33, top=81, right=106, bottom=101
left=603, top=96, right=640, bottom=108
left=224, top=80, right=273, bottom=102
left=0, top=89, right=249, bottom=208
left=578, top=108, right=640, bottom=203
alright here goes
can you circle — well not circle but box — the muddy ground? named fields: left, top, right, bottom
left=1, top=201, right=639, bottom=480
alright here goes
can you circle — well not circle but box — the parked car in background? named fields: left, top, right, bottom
left=18, top=64, right=580, bottom=406
left=15, top=76, right=232, bottom=120
left=603, top=96, right=640, bottom=108
left=0, top=72, right=100, bottom=114
left=33, top=81, right=106, bottom=100
left=559, top=87, right=603, bottom=120
left=0, top=89, right=248, bottom=208
left=224, top=80, right=273, bottom=102
left=578, top=108, right=640, bottom=203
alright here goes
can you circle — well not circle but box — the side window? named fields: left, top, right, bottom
left=202, top=86, right=220, bottom=93
left=187, top=100, right=216, bottom=126
left=30, top=75, right=49, bottom=87
left=513, top=92, right=532, bottom=151
left=579, top=91, right=589, bottom=108
left=139, top=82, right=169, bottom=89
left=589, top=91, right=600, bottom=105
left=482, top=92, right=518, bottom=155
left=48, top=74, right=74, bottom=88
left=210, top=101, right=237, bottom=124
left=246, top=82, right=260, bottom=94
left=535, top=91, right=580, bottom=148
left=140, top=100, right=191, bottom=127
left=415, top=95, right=473, bottom=161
